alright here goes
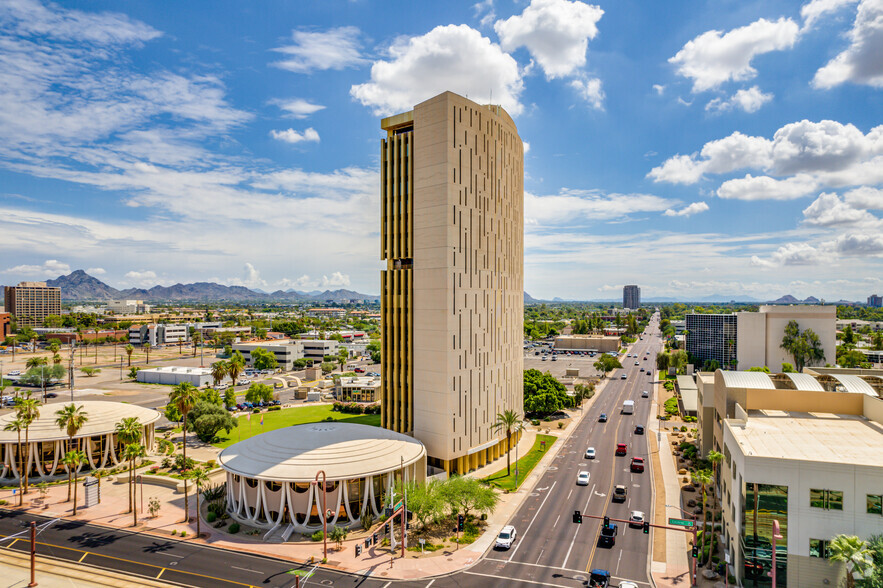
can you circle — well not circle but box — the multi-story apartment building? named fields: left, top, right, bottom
left=701, top=368, right=883, bottom=586
left=869, top=294, right=883, bottom=308
left=380, top=91, right=524, bottom=475
left=623, top=284, right=640, bottom=309
left=3, top=282, right=61, bottom=327
left=306, top=308, right=346, bottom=319
left=687, top=305, right=836, bottom=371
left=232, top=342, right=303, bottom=371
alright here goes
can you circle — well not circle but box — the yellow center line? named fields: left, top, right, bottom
left=78, top=552, right=88, bottom=562
left=156, top=568, right=165, bottom=579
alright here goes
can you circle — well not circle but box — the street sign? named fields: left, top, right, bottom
left=668, top=517, right=695, bottom=528
left=286, top=570, right=314, bottom=578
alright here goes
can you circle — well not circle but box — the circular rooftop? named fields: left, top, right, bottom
left=0, top=401, right=161, bottom=443
left=218, top=423, right=425, bottom=482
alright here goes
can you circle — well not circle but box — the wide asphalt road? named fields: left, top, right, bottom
left=0, top=319, right=664, bottom=588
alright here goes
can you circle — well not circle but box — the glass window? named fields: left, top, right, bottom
left=809, top=539, right=829, bottom=558
left=810, top=489, right=843, bottom=510
left=868, top=494, right=883, bottom=515
left=742, top=483, right=789, bottom=587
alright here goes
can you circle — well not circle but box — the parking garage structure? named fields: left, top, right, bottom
left=218, top=422, right=426, bottom=535
left=0, top=401, right=160, bottom=481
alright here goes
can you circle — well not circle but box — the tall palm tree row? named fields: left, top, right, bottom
left=490, top=409, right=523, bottom=476
left=188, top=468, right=209, bottom=538
left=121, top=442, right=146, bottom=526
left=210, top=361, right=228, bottom=389
left=3, top=418, right=25, bottom=506
left=61, top=450, right=86, bottom=515
left=55, top=404, right=89, bottom=502
left=16, top=394, right=41, bottom=496
left=169, top=382, right=200, bottom=524
left=226, top=353, right=245, bottom=388
left=125, top=344, right=134, bottom=367
left=114, top=417, right=143, bottom=515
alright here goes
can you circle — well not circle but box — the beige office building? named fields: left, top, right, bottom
left=380, top=91, right=524, bottom=475
left=736, top=305, right=836, bottom=371
left=3, top=282, right=61, bottom=328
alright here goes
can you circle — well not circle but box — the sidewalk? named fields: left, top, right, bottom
left=0, top=548, right=167, bottom=587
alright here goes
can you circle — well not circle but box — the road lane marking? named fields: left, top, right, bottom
left=553, top=514, right=560, bottom=528
left=507, top=480, right=556, bottom=562
left=536, top=549, right=544, bottom=565
left=231, top=566, right=262, bottom=574
left=425, top=579, right=435, bottom=587
left=156, top=568, right=165, bottom=579
left=561, top=520, right=581, bottom=569
left=464, top=570, right=579, bottom=588
left=567, top=489, right=573, bottom=501
left=78, top=552, right=88, bottom=562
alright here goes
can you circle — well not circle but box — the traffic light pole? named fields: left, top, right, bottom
left=572, top=512, right=699, bottom=587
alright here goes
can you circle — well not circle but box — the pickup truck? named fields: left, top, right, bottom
left=613, top=484, right=628, bottom=502
left=599, top=523, right=618, bottom=546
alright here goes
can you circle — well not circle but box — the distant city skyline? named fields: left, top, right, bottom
left=1, top=0, right=881, bottom=301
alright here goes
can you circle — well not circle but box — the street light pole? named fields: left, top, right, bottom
left=27, top=521, right=36, bottom=587
left=313, top=470, right=327, bottom=560
left=666, top=504, right=698, bottom=586
left=771, top=519, right=782, bottom=587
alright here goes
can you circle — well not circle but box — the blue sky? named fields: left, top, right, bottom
left=1, top=0, right=881, bottom=301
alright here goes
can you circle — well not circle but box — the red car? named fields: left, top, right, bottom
left=615, top=443, right=627, bottom=456
left=630, top=457, right=645, bottom=472
left=354, top=367, right=365, bottom=373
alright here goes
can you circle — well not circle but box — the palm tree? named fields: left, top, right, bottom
left=114, top=418, right=143, bottom=514
left=8, top=335, right=16, bottom=361
left=55, top=404, right=89, bottom=502
left=169, top=382, right=200, bottom=523
left=691, top=469, right=713, bottom=564
left=188, top=468, right=210, bottom=538
left=61, top=450, right=86, bottom=515
left=705, top=450, right=724, bottom=567
left=226, top=353, right=245, bottom=387
left=47, top=340, right=60, bottom=355
left=144, top=343, right=151, bottom=365
left=490, top=409, right=523, bottom=476
left=828, top=534, right=874, bottom=588
left=3, top=418, right=25, bottom=506
left=210, top=361, right=228, bottom=389
left=25, top=356, right=47, bottom=370
left=192, top=332, right=202, bottom=357
left=16, top=394, right=40, bottom=495
left=52, top=353, right=62, bottom=365
left=125, top=344, right=134, bottom=367
left=120, top=443, right=146, bottom=526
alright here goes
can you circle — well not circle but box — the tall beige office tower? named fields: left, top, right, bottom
left=4, top=281, right=61, bottom=328
left=380, top=91, right=524, bottom=475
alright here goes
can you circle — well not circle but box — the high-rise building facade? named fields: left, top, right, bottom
left=686, top=313, right=738, bottom=369
left=623, top=284, right=640, bottom=309
left=380, top=91, right=524, bottom=475
left=3, top=282, right=61, bottom=328
left=869, top=294, right=883, bottom=308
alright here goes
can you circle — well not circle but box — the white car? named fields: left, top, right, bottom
left=618, top=582, right=639, bottom=588
left=576, top=471, right=590, bottom=486
left=628, top=510, right=645, bottom=527
left=496, top=525, right=516, bottom=549
left=585, top=447, right=596, bottom=459
left=642, top=390, right=649, bottom=398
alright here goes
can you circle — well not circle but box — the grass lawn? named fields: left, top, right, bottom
left=482, top=434, right=556, bottom=491
left=212, top=405, right=381, bottom=449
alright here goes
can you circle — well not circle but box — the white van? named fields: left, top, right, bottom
left=622, top=400, right=635, bottom=414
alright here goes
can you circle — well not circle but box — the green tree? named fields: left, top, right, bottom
left=872, top=332, right=883, bottom=351
left=828, top=534, right=874, bottom=588
left=115, top=417, right=143, bottom=514
left=523, top=369, right=571, bottom=415
left=80, top=367, right=100, bottom=377
left=25, top=356, right=47, bottom=370
left=490, top=410, right=523, bottom=476
left=251, top=348, right=278, bottom=371
left=781, top=362, right=796, bottom=373
left=3, top=418, right=25, bottom=506
left=16, top=394, right=40, bottom=495
left=245, top=383, right=274, bottom=404
left=55, top=404, right=88, bottom=502
left=188, top=400, right=237, bottom=442
left=60, top=450, right=86, bottom=515
left=210, top=361, right=228, bottom=389
left=293, top=358, right=310, bottom=369
left=747, top=366, right=771, bottom=373
left=143, top=343, right=151, bottom=365
left=337, top=348, right=348, bottom=370
left=656, top=351, right=671, bottom=372
left=573, top=382, right=595, bottom=406
left=439, top=475, right=499, bottom=520
left=227, top=352, right=245, bottom=387
left=223, top=387, right=237, bottom=410
left=187, top=467, right=210, bottom=538
left=367, top=340, right=381, bottom=364
left=841, top=324, right=857, bottom=345
left=691, top=469, right=713, bottom=566
left=169, top=382, right=199, bottom=523
left=199, top=388, right=222, bottom=406
left=780, top=320, right=826, bottom=371
left=321, top=361, right=335, bottom=374
left=125, top=344, right=134, bottom=367
left=864, top=533, right=883, bottom=588
left=128, top=367, right=140, bottom=380
left=20, top=364, right=64, bottom=387
left=838, top=347, right=867, bottom=368
left=702, top=359, right=720, bottom=372
left=593, top=354, right=623, bottom=377
left=395, top=479, right=442, bottom=530
left=705, top=451, right=724, bottom=568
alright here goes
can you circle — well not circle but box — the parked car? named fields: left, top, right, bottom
left=354, top=367, right=365, bottom=373
left=615, top=443, right=627, bottom=456
left=271, top=399, right=281, bottom=406
left=495, top=525, right=517, bottom=549
left=44, top=392, right=58, bottom=399
left=577, top=471, right=591, bottom=486
left=585, top=447, right=596, bottom=459
left=630, top=457, right=645, bottom=473
left=367, top=372, right=379, bottom=377
left=612, top=485, right=628, bottom=502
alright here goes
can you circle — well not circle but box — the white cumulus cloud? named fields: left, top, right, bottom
left=269, top=128, right=320, bottom=144
left=570, top=76, right=605, bottom=109
left=717, top=174, right=819, bottom=200
left=525, top=189, right=673, bottom=225
left=813, top=0, right=883, bottom=89
left=226, top=262, right=267, bottom=288
left=669, top=17, right=800, bottom=92
left=706, top=86, right=773, bottom=113
left=350, top=24, right=524, bottom=116
left=3, top=259, right=70, bottom=277
left=802, top=192, right=881, bottom=226
left=664, top=201, right=709, bottom=217
left=271, top=98, right=326, bottom=119
left=271, top=27, right=367, bottom=73
left=124, top=270, right=157, bottom=286
left=801, top=0, right=859, bottom=30
left=494, top=0, right=604, bottom=79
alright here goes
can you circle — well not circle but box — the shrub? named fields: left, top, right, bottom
left=181, top=531, right=187, bottom=537
left=207, top=512, right=217, bottom=523
left=252, top=407, right=261, bottom=413
left=228, top=522, right=240, bottom=534
left=311, top=530, right=324, bottom=542
left=268, top=406, right=281, bottom=411
left=171, top=530, right=177, bottom=536
left=557, top=422, right=564, bottom=429
left=531, top=419, right=540, bottom=426
left=325, top=416, right=334, bottom=422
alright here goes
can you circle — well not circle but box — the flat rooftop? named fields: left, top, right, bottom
left=726, top=410, right=883, bottom=468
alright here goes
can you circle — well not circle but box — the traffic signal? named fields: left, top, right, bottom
left=692, top=544, right=699, bottom=558
left=384, top=522, right=390, bottom=534
left=457, top=514, right=465, bottom=531
left=603, top=516, right=610, bottom=528
left=372, top=532, right=378, bottom=544
left=572, top=510, right=582, bottom=524
left=643, top=521, right=650, bottom=534
left=355, top=544, right=362, bottom=556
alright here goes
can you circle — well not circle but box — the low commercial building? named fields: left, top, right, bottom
left=675, top=375, right=698, bottom=417
left=0, top=401, right=160, bottom=481
left=107, top=300, right=151, bottom=314
left=0, top=313, right=9, bottom=340
left=218, top=423, right=425, bottom=533
left=233, top=342, right=304, bottom=370
left=836, top=319, right=883, bottom=332
left=137, top=366, right=222, bottom=387
left=300, top=339, right=339, bottom=362
left=306, top=308, right=346, bottom=319
left=334, top=376, right=381, bottom=402
left=552, top=335, right=620, bottom=353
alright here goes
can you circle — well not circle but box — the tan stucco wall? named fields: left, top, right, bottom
left=553, top=335, right=620, bottom=352
left=737, top=306, right=836, bottom=371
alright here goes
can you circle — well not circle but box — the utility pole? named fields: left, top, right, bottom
left=27, top=521, right=36, bottom=587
